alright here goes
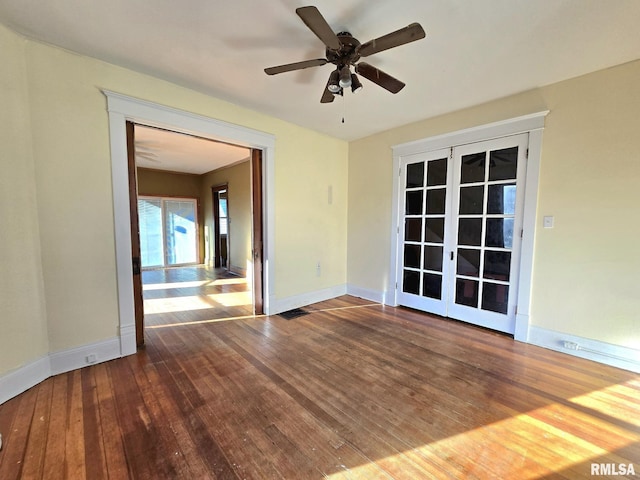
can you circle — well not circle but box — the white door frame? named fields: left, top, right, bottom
left=103, top=90, right=276, bottom=356
left=389, top=111, right=548, bottom=342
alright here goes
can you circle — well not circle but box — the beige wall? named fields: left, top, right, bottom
left=201, top=161, right=252, bottom=274
left=0, top=26, right=348, bottom=377
left=0, top=25, right=49, bottom=372
left=348, top=60, right=640, bottom=349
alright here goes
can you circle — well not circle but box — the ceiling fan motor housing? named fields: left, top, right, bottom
left=326, top=32, right=361, bottom=68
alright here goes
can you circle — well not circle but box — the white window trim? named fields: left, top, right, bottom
left=103, top=90, right=276, bottom=356
left=390, top=111, right=549, bottom=342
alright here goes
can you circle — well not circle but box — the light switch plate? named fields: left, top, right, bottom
left=543, top=216, right=554, bottom=228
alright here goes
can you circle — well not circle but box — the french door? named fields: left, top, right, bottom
left=396, top=134, right=528, bottom=334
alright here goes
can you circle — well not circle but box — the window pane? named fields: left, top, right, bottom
left=458, top=218, right=482, bottom=246
left=426, top=188, right=446, bottom=214
left=403, top=244, right=421, bottom=269
left=485, top=218, right=514, bottom=248
left=425, top=218, right=445, bottom=243
left=456, top=248, right=480, bottom=277
left=406, top=162, right=424, bottom=188
left=487, top=184, right=516, bottom=214
left=138, top=199, right=163, bottom=267
left=483, top=250, right=511, bottom=281
left=461, top=153, right=485, bottom=183
left=489, top=147, right=518, bottom=181
left=426, top=158, right=447, bottom=186
left=482, top=282, right=509, bottom=314
left=405, top=191, right=423, bottom=215
left=423, top=246, right=443, bottom=272
left=456, top=279, right=478, bottom=307
left=423, top=273, right=442, bottom=299
left=404, top=218, right=422, bottom=242
left=403, top=270, right=420, bottom=295
left=459, top=186, right=484, bottom=214
left=165, top=200, right=197, bottom=265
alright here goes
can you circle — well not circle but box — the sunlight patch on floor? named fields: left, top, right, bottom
left=325, top=380, right=639, bottom=479
left=143, top=280, right=210, bottom=291
left=144, top=291, right=251, bottom=313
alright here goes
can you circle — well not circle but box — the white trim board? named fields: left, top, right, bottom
left=528, top=326, right=640, bottom=373
left=0, top=336, right=123, bottom=405
left=103, top=91, right=276, bottom=356
left=270, top=284, right=347, bottom=315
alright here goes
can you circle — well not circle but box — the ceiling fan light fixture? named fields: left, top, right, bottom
left=327, top=69, right=341, bottom=93
left=350, top=73, right=363, bottom=93
left=339, top=65, right=352, bottom=88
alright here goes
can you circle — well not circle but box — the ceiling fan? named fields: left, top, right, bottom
left=264, top=6, right=426, bottom=103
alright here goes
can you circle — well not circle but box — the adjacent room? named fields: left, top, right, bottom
left=1, top=1, right=639, bottom=478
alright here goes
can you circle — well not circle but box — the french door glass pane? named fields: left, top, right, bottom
left=459, top=186, right=484, bottom=214
left=425, top=218, right=445, bottom=243
left=456, top=279, right=478, bottom=307
left=489, top=147, right=518, bottom=181
left=423, top=246, right=443, bottom=272
left=485, top=218, right=514, bottom=248
left=406, top=191, right=423, bottom=215
left=482, top=283, right=509, bottom=314
left=403, top=270, right=420, bottom=294
left=423, top=273, right=442, bottom=299
left=456, top=249, right=480, bottom=277
left=461, top=153, right=485, bottom=183
left=138, top=198, right=163, bottom=267
left=165, top=200, right=197, bottom=265
left=426, top=158, right=447, bottom=186
left=406, top=162, right=424, bottom=188
left=405, top=218, right=422, bottom=242
left=426, top=189, right=446, bottom=214
left=403, top=244, right=421, bottom=269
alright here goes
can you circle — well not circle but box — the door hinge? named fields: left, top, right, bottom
left=520, top=229, right=524, bottom=238
left=526, top=148, right=529, bottom=159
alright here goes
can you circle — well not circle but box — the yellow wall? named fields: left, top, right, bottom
left=201, top=161, right=252, bottom=274
left=0, top=24, right=49, bottom=372
left=348, top=60, right=640, bottom=349
left=0, top=27, right=348, bottom=376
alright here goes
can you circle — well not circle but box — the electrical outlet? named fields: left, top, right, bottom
left=562, top=341, right=579, bottom=350
left=86, top=354, right=97, bottom=364
left=316, top=261, right=321, bottom=277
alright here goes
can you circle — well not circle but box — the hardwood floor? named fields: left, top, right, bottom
left=1, top=267, right=638, bottom=479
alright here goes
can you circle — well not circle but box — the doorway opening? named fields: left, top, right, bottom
left=105, top=90, right=276, bottom=356
left=212, top=185, right=229, bottom=269
left=126, top=121, right=265, bottom=347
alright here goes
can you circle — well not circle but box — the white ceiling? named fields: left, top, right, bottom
left=135, top=125, right=250, bottom=175
left=2, top=0, right=640, bottom=146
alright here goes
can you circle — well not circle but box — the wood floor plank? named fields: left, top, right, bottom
left=1, top=267, right=638, bottom=479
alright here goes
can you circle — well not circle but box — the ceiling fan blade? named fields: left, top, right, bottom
left=320, top=75, right=336, bottom=103
left=355, top=62, right=405, bottom=94
left=357, top=23, right=426, bottom=57
left=296, top=6, right=341, bottom=50
left=264, top=58, right=328, bottom=75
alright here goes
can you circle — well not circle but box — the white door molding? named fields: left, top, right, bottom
left=103, top=91, right=276, bottom=356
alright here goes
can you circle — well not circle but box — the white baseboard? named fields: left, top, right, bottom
left=346, top=284, right=386, bottom=304
left=528, top=326, right=640, bottom=373
left=270, top=284, right=347, bottom=315
left=49, top=337, right=122, bottom=376
left=0, top=356, right=51, bottom=405
left=1, top=336, right=126, bottom=405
